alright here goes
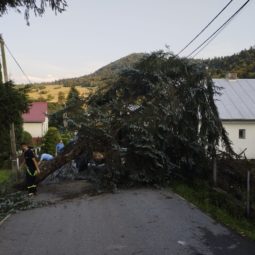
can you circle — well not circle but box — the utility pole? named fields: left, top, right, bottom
left=0, top=34, right=19, bottom=179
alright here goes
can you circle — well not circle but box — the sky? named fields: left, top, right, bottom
left=0, top=0, right=255, bottom=84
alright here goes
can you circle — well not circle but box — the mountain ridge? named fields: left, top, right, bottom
left=31, top=46, right=255, bottom=88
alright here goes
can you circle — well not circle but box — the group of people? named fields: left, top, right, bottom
left=20, top=140, right=65, bottom=196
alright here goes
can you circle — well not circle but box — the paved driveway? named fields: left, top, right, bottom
left=0, top=189, right=255, bottom=255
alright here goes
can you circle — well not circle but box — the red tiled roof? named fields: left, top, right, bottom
left=22, top=102, right=48, bottom=123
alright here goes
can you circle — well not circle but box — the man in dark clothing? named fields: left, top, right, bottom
left=21, top=143, right=40, bottom=195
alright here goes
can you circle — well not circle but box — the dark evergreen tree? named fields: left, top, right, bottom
left=41, top=127, right=61, bottom=155
left=0, top=81, right=29, bottom=166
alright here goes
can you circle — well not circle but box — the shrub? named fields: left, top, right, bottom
left=41, top=127, right=61, bottom=155
left=21, top=130, right=33, bottom=145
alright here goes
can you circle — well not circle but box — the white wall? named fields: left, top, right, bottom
left=23, top=119, right=48, bottom=138
left=222, top=121, right=255, bottom=159
left=42, top=117, right=49, bottom=136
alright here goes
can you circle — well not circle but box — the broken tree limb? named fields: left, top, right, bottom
left=14, top=126, right=117, bottom=190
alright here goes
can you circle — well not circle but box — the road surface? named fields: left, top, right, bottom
left=0, top=188, right=255, bottom=255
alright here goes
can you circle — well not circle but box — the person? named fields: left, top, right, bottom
left=39, top=153, right=54, bottom=165
left=55, top=140, right=64, bottom=156
left=20, top=143, right=40, bottom=196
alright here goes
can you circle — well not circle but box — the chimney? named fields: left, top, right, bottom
left=226, top=73, right=237, bottom=80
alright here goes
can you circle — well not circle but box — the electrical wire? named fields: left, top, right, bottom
left=176, top=0, right=234, bottom=56
left=4, top=42, right=32, bottom=84
left=191, top=16, right=233, bottom=58
left=186, top=0, right=250, bottom=58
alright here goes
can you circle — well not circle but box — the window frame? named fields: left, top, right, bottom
left=239, top=129, right=246, bottom=139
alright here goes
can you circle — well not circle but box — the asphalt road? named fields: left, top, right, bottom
left=0, top=188, right=255, bottom=255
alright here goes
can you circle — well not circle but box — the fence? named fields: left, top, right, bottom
left=216, top=157, right=254, bottom=218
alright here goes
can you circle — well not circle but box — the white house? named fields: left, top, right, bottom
left=214, top=78, right=255, bottom=159
left=22, top=102, right=48, bottom=139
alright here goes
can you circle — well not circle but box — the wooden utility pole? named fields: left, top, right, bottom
left=0, top=34, right=19, bottom=179
left=0, top=35, right=8, bottom=82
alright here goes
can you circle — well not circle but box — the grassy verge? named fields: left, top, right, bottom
left=171, top=181, right=255, bottom=241
left=0, top=169, right=14, bottom=194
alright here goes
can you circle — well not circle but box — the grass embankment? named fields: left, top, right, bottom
left=172, top=181, right=255, bottom=241
left=0, top=169, right=13, bottom=194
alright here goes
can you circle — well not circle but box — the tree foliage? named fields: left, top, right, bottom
left=41, top=127, right=61, bottom=155
left=0, top=81, right=29, bottom=166
left=81, top=51, right=234, bottom=185
left=21, top=130, right=33, bottom=145
left=41, top=51, right=234, bottom=190
left=50, top=86, right=84, bottom=129
left=204, top=47, right=255, bottom=78
left=0, top=0, right=67, bottom=23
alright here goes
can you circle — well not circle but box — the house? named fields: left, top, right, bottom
left=214, top=78, right=255, bottom=159
left=22, top=102, right=48, bottom=139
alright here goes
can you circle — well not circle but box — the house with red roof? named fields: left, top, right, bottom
left=22, top=102, right=48, bottom=139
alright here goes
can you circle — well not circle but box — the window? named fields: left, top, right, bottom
left=239, top=129, right=246, bottom=139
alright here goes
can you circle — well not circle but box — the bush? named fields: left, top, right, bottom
left=21, top=131, right=33, bottom=146
left=41, top=127, right=61, bottom=155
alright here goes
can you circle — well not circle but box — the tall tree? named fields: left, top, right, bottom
left=0, top=81, right=29, bottom=166
left=29, top=51, right=234, bottom=190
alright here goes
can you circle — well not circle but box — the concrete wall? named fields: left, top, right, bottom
left=222, top=121, right=255, bottom=159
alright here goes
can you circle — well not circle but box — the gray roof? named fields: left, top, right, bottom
left=213, top=79, right=255, bottom=120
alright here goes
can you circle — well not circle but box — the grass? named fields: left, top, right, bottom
left=171, top=180, right=255, bottom=241
left=27, top=85, right=95, bottom=103
left=0, top=169, right=11, bottom=183
left=0, top=169, right=14, bottom=194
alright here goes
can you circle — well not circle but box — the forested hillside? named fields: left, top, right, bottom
left=50, top=53, right=144, bottom=88
left=204, top=46, right=255, bottom=78
left=29, top=47, right=255, bottom=91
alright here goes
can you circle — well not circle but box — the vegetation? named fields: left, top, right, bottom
left=0, top=169, right=13, bottom=194
left=21, top=130, right=33, bottom=145
left=172, top=181, right=255, bottom=241
left=49, top=86, right=85, bottom=129
left=0, top=81, right=29, bottom=167
left=204, top=46, right=255, bottom=78
left=25, top=84, right=93, bottom=103
left=0, top=0, right=67, bottom=23
left=24, top=47, right=255, bottom=92
left=41, top=127, right=61, bottom=155
left=41, top=51, right=233, bottom=190
left=31, top=53, right=145, bottom=88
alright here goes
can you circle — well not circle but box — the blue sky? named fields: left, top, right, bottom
left=1, top=0, right=255, bottom=83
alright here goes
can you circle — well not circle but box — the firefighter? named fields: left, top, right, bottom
left=20, top=143, right=40, bottom=196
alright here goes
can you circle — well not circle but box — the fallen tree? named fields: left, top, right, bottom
left=17, top=51, right=235, bottom=190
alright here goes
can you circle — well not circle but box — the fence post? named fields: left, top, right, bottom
left=246, top=168, right=251, bottom=218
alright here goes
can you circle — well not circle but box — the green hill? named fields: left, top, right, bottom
left=35, top=47, right=255, bottom=90
left=204, top=46, right=255, bottom=78
left=51, top=53, right=145, bottom=88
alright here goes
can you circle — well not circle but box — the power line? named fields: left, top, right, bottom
left=186, top=0, right=250, bottom=58
left=176, top=0, right=234, bottom=56
left=191, top=15, right=233, bottom=58
left=4, top=42, right=32, bottom=84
